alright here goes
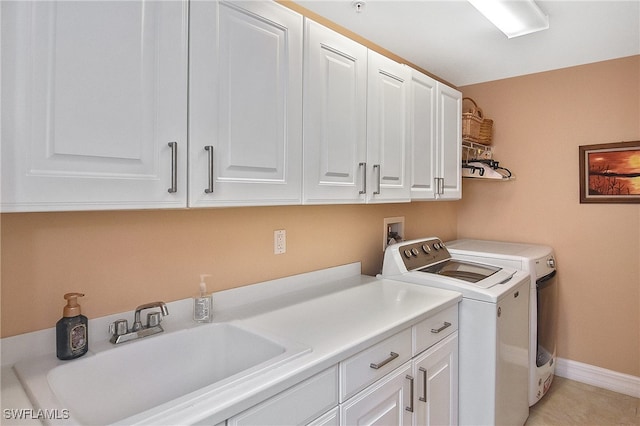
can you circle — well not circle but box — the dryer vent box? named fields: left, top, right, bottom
left=383, top=217, right=405, bottom=251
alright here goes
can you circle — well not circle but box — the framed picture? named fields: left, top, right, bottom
left=579, top=141, right=640, bottom=203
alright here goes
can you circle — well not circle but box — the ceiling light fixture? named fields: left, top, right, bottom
left=468, top=0, right=549, bottom=38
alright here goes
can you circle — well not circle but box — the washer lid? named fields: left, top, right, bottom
left=420, top=260, right=499, bottom=282
left=418, top=260, right=515, bottom=288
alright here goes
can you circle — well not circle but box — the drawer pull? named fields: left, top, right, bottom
left=405, top=375, right=414, bottom=412
left=369, top=351, right=399, bottom=369
left=430, top=322, right=452, bottom=334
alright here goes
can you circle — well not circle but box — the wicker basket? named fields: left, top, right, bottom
left=462, top=97, right=493, bottom=145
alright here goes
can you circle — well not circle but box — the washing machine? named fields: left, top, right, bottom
left=380, top=237, right=531, bottom=426
left=446, top=239, right=558, bottom=406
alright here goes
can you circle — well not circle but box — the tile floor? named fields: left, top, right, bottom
left=525, top=376, right=640, bottom=425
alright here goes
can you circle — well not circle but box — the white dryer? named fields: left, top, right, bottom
left=380, top=237, right=531, bottom=426
left=446, top=239, right=558, bottom=406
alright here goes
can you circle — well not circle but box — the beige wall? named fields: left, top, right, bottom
left=1, top=1, right=638, bottom=380
left=458, top=55, right=640, bottom=376
left=0, top=202, right=458, bottom=337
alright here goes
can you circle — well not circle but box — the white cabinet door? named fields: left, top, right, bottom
left=1, top=1, right=188, bottom=212
left=436, top=84, right=462, bottom=200
left=341, top=363, right=413, bottom=426
left=409, top=70, right=438, bottom=200
left=302, top=19, right=368, bottom=204
left=189, top=1, right=303, bottom=207
left=409, top=69, right=462, bottom=201
left=413, top=333, right=459, bottom=426
left=366, top=51, right=411, bottom=204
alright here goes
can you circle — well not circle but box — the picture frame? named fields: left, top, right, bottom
left=579, top=141, right=640, bottom=204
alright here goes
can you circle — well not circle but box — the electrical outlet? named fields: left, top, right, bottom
left=274, top=229, right=286, bottom=255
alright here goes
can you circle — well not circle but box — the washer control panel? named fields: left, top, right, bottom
left=398, top=238, right=451, bottom=271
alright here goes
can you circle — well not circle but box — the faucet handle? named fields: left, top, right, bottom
left=109, top=319, right=129, bottom=336
left=147, top=312, right=162, bottom=328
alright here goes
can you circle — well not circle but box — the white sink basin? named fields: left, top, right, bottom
left=14, top=322, right=309, bottom=425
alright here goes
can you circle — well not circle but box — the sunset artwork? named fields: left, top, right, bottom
left=580, top=141, right=640, bottom=203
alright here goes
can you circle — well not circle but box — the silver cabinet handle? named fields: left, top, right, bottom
left=405, top=375, right=414, bottom=412
left=419, top=367, right=427, bottom=402
left=373, top=164, right=381, bottom=195
left=204, top=146, right=214, bottom=194
left=369, top=351, right=399, bottom=369
left=431, top=321, right=452, bottom=333
left=434, top=177, right=445, bottom=196
left=359, top=162, right=367, bottom=194
left=438, top=177, right=445, bottom=195
left=168, top=142, right=177, bottom=193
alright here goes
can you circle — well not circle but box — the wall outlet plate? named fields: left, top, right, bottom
left=274, top=229, right=286, bottom=255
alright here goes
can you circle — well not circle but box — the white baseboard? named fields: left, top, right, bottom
left=555, top=357, right=640, bottom=398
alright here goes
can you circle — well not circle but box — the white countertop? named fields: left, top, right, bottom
left=1, top=263, right=461, bottom=425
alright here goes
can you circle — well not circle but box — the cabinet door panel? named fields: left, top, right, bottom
left=409, top=71, right=437, bottom=199
left=303, top=20, right=367, bottom=203
left=341, top=363, right=413, bottom=426
left=1, top=1, right=188, bottom=211
left=437, top=84, right=462, bottom=199
left=366, top=51, right=411, bottom=203
left=219, top=5, right=285, bottom=181
left=189, top=1, right=302, bottom=207
left=414, top=333, right=458, bottom=426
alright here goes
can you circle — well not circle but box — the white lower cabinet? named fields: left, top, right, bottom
left=340, top=319, right=458, bottom=426
left=224, top=306, right=459, bottom=426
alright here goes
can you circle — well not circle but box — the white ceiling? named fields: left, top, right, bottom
left=292, top=0, right=640, bottom=87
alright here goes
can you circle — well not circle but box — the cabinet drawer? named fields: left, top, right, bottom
left=228, top=366, right=338, bottom=426
left=340, top=328, right=412, bottom=401
left=414, top=304, right=458, bottom=355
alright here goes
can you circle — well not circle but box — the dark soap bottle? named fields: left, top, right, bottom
left=56, top=293, right=88, bottom=360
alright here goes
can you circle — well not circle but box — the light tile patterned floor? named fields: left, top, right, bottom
left=526, top=376, right=640, bottom=426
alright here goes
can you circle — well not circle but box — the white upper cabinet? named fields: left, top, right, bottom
left=1, top=1, right=456, bottom=212
left=302, top=19, right=368, bottom=204
left=366, top=51, right=412, bottom=203
left=304, top=24, right=411, bottom=205
left=189, top=1, right=303, bottom=207
left=1, top=1, right=189, bottom=212
left=409, top=69, right=462, bottom=200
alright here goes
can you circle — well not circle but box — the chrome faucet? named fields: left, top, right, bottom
left=109, top=301, right=169, bottom=344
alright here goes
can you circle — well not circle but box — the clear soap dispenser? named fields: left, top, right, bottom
left=193, top=274, right=213, bottom=323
